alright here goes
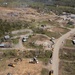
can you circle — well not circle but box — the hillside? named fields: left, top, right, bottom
left=0, top=0, right=75, bottom=14
left=0, top=0, right=75, bottom=7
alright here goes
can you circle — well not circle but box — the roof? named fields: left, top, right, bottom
left=0, top=43, right=5, bottom=46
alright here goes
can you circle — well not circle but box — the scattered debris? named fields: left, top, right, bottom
left=7, top=73, right=12, bottom=75
left=29, top=57, right=39, bottom=64
left=4, top=35, right=10, bottom=40
left=8, top=63, right=15, bottom=67
left=14, top=58, right=22, bottom=62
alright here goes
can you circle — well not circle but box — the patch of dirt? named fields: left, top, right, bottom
left=0, top=7, right=57, bottom=22
left=0, top=59, right=46, bottom=75
left=31, top=35, right=49, bottom=41
left=51, top=27, right=64, bottom=32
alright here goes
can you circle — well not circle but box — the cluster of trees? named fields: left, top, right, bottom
left=45, top=5, right=75, bottom=14
left=0, top=19, right=30, bottom=37
left=0, top=0, right=75, bottom=14
left=29, top=0, right=75, bottom=14
left=1, top=49, right=52, bottom=59
left=53, top=0, right=75, bottom=7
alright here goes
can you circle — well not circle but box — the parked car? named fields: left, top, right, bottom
left=22, top=38, right=27, bottom=42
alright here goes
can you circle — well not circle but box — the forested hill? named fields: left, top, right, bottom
left=31, top=0, right=75, bottom=7
left=53, top=0, right=75, bottom=7
left=0, top=0, right=75, bottom=7
left=0, top=0, right=75, bottom=14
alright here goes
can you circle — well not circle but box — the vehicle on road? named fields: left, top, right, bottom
left=49, top=70, right=53, bottom=75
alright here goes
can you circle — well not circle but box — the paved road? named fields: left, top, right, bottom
left=52, top=28, right=75, bottom=75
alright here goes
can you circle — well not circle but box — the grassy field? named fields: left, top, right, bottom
left=59, top=61, right=75, bottom=75
left=65, top=24, right=74, bottom=28
left=59, top=48, right=75, bottom=75
left=0, top=58, right=9, bottom=71
left=41, top=68, right=49, bottom=75
left=64, top=39, right=75, bottom=48
left=12, top=38, right=19, bottom=44
left=59, top=48, right=75, bottom=61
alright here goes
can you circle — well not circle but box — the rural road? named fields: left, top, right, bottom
left=52, top=28, right=75, bottom=75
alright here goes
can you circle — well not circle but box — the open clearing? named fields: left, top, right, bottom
left=0, top=58, right=50, bottom=75
left=0, top=7, right=56, bottom=22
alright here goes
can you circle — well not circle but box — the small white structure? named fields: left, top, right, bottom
left=23, top=36, right=28, bottom=39
left=4, top=35, right=10, bottom=40
left=29, top=57, right=39, bottom=64
left=72, top=40, right=75, bottom=44
left=22, top=36, right=28, bottom=42
left=3, top=2, right=8, bottom=5
left=62, top=12, right=67, bottom=15
left=0, top=43, right=5, bottom=48
left=22, top=38, right=27, bottom=42
left=70, top=14, right=75, bottom=19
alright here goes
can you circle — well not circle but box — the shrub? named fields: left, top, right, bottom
left=41, top=68, right=49, bottom=75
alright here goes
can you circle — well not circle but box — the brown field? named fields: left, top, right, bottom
left=0, top=58, right=50, bottom=75
left=0, top=7, right=57, bottom=22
